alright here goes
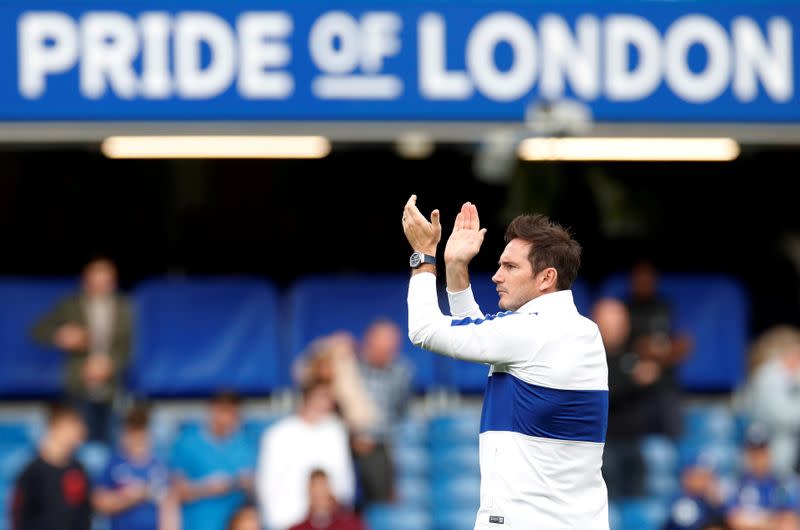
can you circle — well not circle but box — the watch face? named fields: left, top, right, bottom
left=409, top=252, right=422, bottom=268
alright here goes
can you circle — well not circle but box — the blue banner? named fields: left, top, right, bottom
left=1, top=1, right=798, bottom=122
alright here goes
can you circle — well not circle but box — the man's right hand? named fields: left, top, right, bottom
left=444, top=202, right=487, bottom=266
left=53, top=323, right=89, bottom=352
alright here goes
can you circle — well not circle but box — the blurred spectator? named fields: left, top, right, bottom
left=627, top=260, right=693, bottom=438
left=594, top=298, right=655, bottom=498
left=93, top=405, right=173, bottom=530
left=354, top=319, right=412, bottom=506
left=227, top=505, right=262, bottom=530
left=295, top=332, right=378, bottom=433
left=288, top=470, right=366, bottom=530
left=170, top=392, right=256, bottom=530
left=32, top=257, right=133, bottom=442
left=725, top=427, right=799, bottom=530
left=257, top=382, right=355, bottom=530
left=12, top=403, right=91, bottom=530
left=663, top=455, right=724, bottom=530
left=746, top=326, right=800, bottom=375
left=742, top=329, right=800, bottom=476
left=298, top=331, right=378, bottom=432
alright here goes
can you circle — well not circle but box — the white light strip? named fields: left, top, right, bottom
left=517, top=137, right=740, bottom=162
left=101, top=135, right=331, bottom=159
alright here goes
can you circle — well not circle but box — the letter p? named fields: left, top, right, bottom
left=19, top=12, right=79, bottom=99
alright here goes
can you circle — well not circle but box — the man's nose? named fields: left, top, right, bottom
left=492, top=269, right=502, bottom=284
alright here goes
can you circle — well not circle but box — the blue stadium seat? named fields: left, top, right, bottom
left=430, top=446, right=480, bottom=477
left=683, top=405, right=736, bottom=444
left=242, top=416, right=279, bottom=447
left=431, top=476, right=481, bottom=512
left=619, top=498, right=669, bottom=530
left=365, top=503, right=432, bottom=530
left=438, top=274, right=591, bottom=393
left=395, top=476, right=431, bottom=508
left=598, top=274, right=748, bottom=391
left=0, top=446, right=34, bottom=485
left=77, top=441, right=111, bottom=481
left=393, top=446, right=429, bottom=478
left=428, top=413, right=481, bottom=448
left=433, top=508, right=477, bottom=530
left=640, top=435, right=678, bottom=475
left=0, top=279, right=75, bottom=397
left=0, top=423, right=40, bottom=449
left=392, top=417, right=428, bottom=449
left=287, top=275, right=437, bottom=391
left=0, top=484, right=12, bottom=530
left=609, top=501, right=622, bottom=530
left=645, top=471, right=680, bottom=501
left=678, top=440, right=740, bottom=476
left=130, top=278, right=282, bottom=396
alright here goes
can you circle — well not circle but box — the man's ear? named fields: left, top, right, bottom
left=538, top=268, right=558, bottom=292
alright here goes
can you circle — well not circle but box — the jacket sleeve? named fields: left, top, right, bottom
left=446, top=284, right=485, bottom=320
left=30, top=295, right=78, bottom=347
left=111, top=296, right=134, bottom=369
left=408, top=273, right=542, bottom=366
left=11, top=468, right=34, bottom=530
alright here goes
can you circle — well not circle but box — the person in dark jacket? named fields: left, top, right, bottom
left=32, top=257, right=133, bottom=442
left=12, top=403, right=91, bottom=530
left=594, top=298, right=662, bottom=498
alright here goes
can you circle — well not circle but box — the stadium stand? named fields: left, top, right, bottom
left=129, top=278, right=283, bottom=396
left=0, top=274, right=757, bottom=530
left=0, top=279, right=75, bottom=397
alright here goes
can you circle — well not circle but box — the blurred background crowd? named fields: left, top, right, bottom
left=2, top=252, right=800, bottom=530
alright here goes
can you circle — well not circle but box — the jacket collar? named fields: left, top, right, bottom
left=516, top=290, right=577, bottom=316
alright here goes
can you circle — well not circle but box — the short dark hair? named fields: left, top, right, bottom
left=504, top=214, right=582, bottom=291
left=47, top=402, right=81, bottom=426
left=309, top=468, right=328, bottom=481
left=210, top=390, right=242, bottom=406
left=124, top=405, right=150, bottom=431
left=301, top=380, right=330, bottom=402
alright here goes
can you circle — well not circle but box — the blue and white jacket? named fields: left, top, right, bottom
left=408, top=272, right=609, bottom=530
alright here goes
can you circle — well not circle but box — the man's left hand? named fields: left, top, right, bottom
left=402, top=194, right=441, bottom=255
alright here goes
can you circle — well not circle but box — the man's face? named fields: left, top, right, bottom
left=631, top=262, right=657, bottom=300
left=745, top=446, right=771, bottom=477
left=492, top=239, right=540, bottom=311
left=682, top=466, right=714, bottom=496
left=364, top=323, right=401, bottom=368
left=55, top=414, right=88, bottom=452
left=83, top=260, right=117, bottom=297
left=592, top=300, right=631, bottom=352
left=122, top=428, right=151, bottom=459
left=209, top=402, right=240, bottom=438
left=309, top=474, right=335, bottom=515
left=304, top=386, right=335, bottom=420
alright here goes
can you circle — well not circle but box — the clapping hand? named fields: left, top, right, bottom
left=444, top=202, right=487, bottom=266
left=402, top=195, right=441, bottom=256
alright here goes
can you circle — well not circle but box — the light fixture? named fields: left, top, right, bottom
left=517, top=137, right=740, bottom=162
left=395, top=132, right=435, bottom=160
left=101, top=135, right=331, bottom=159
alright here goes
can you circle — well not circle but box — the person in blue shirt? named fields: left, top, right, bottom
left=93, top=405, right=170, bottom=530
left=170, top=391, right=257, bottom=530
left=726, top=426, right=799, bottom=530
left=663, top=452, right=725, bottom=530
